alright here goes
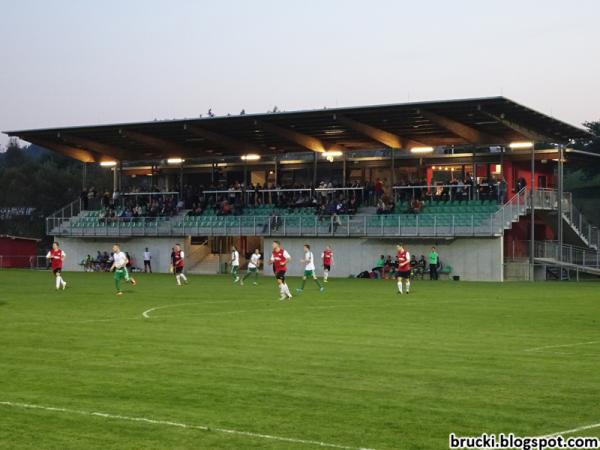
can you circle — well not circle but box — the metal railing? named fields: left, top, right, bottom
left=490, top=187, right=528, bottom=232
left=392, top=184, right=476, bottom=202
left=45, top=198, right=83, bottom=235
left=534, top=241, right=600, bottom=269
left=47, top=211, right=503, bottom=238
left=561, top=192, right=599, bottom=249
left=202, top=187, right=365, bottom=205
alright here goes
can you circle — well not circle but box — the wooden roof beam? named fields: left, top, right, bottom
left=59, top=133, right=135, bottom=161
left=120, top=129, right=189, bottom=157
left=418, top=109, right=505, bottom=145
left=481, top=111, right=549, bottom=142
left=185, top=124, right=261, bottom=154
left=335, top=115, right=426, bottom=149
left=24, top=137, right=101, bottom=163
left=256, top=121, right=343, bottom=153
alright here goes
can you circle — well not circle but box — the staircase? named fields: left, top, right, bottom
left=490, top=187, right=528, bottom=232
left=491, top=188, right=599, bottom=251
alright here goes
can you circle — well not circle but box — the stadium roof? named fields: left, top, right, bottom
left=4, top=96, right=593, bottom=163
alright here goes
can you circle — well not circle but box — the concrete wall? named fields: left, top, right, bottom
left=270, top=236, right=504, bottom=281
left=57, top=235, right=504, bottom=281
left=57, top=237, right=190, bottom=273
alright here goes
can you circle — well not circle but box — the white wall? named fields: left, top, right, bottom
left=58, top=237, right=187, bottom=273
left=267, top=237, right=504, bottom=281
left=57, top=236, right=504, bottom=281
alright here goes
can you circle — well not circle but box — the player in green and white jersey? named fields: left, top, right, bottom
left=297, top=244, right=324, bottom=293
left=240, top=248, right=261, bottom=286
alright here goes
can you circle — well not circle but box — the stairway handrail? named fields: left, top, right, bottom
left=490, top=187, right=528, bottom=232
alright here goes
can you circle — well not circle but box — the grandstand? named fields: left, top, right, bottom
left=5, top=96, right=599, bottom=280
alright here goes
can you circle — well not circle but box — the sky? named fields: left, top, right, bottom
left=1, top=0, right=599, bottom=148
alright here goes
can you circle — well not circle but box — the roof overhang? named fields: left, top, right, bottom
left=4, top=97, right=593, bottom=163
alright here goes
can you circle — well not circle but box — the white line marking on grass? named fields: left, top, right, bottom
left=142, top=303, right=198, bottom=318
left=539, top=421, right=600, bottom=438
left=524, top=341, right=600, bottom=352
left=0, top=400, right=374, bottom=450
left=141, top=300, right=248, bottom=319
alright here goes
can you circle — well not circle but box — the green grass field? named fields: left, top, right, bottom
left=0, top=270, right=599, bottom=450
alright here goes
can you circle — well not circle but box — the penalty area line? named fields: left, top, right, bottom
left=539, top=421, right=600, bottom=438
left=523, top=340, right=600, bottom=352
left=0, top=401, right=375, bottom=450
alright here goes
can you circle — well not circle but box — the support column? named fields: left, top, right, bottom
left=530, top=145, right=535, bottom=281
left=82, top=162, right=87, bottom=189
left=313, top=152, right=318, bottom=187
left=391, top=149, right=395, bottom=186
left=180, top=164, right=184, bottom=195
left=558, top=144, right=564, bottom=266
left=342, top=152, right=347, bottom=187
left=243, top=160, right=248, bottom=205
left=113, top=166, right=118, bottom=192
left=211, top=162, right=215, bottom=184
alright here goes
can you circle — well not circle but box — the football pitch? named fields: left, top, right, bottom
left=0, top=270, right=599, bottom=450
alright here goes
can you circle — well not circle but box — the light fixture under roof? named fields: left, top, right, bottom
left=100, top=161, right=117, bottom=167
left=322, top=150, right=343, bottom=158
left=410, top=147, right=434, bottom=154
left=509, top=141, right=534, bottom=149
left=167, top=158, right=185, bottom=164
left=241, top=154, right=261, bottom=161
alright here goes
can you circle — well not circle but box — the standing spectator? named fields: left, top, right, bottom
left=81, top=189, right=89, bottom=210
left=143, top=247, right=152, bottom=273
left=428, top=246, right=439, bottom=280
left=374, top=178, right=384, bottom=200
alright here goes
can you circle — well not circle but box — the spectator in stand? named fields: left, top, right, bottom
left=408, top=197, right=422, bottom=214
left=374, top=178, right=384, bottom=200
left=81, top=189, right=89, bottom=210
left=498, top=177, right=507, bottom=203
left=347, top=197, right=358, bottom=215
left=376, top=198, right=387, bottom=214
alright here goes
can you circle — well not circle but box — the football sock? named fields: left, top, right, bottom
left=55, top=276, right=61, bottom=289
left=324, top=271, right=329, bottom=281
left=314, top=278, right=322, bottom=288
left=300, top=278, right=306, bottom=289
left=397, top=281, right=402, bottom=293
left=406, top=280, right=411, bottom=292
left=180, top=273, right=187, bottom=282
left=176, top=275, right=181, bottom=285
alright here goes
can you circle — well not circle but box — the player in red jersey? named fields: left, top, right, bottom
left=321, top=245, right=334, bottom=283
left=269, top=240, right=293, bottom=300
left=396, top=244, right=411, bottom=294
left=46, top=242, right=67, bottom=290
left=173, top=243, right=188, bottom=286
